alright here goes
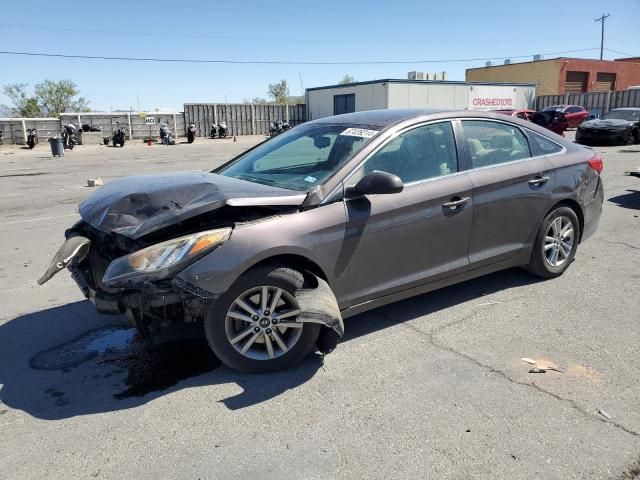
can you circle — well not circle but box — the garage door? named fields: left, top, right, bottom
left=595, top=72, right=616, bottom=91
left=565, top=71, right=588, bottom=93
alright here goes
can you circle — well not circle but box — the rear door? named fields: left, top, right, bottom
left=342, top=121, right=474, bottom=305
left=460, top=119, right=556, bottom=268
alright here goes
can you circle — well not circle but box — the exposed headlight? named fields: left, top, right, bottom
left=103, top=227, right=231, bottom=284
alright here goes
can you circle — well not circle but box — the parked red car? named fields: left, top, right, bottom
left=542, top=105, right=589, bottom=127
left=494, top=109, right=569, bottom=136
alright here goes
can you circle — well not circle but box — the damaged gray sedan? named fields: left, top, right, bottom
left=39, top=109, right=603, bottom=372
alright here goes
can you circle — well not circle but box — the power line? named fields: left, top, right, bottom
left=0, top=48, right=601, bottom=66
left=604, top=47, right=637, bottom=58
left=0, top=23, right=468, bottom=45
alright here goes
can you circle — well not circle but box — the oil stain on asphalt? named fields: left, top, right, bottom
left=30, top=326, right=221, bottom=401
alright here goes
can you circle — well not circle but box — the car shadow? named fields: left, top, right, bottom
left=0, top=268, right=539, bottom=420
left=608, top=190, right=640, bottom=210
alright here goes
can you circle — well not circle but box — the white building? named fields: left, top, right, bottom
left=305, top=79, right=537, bottom=120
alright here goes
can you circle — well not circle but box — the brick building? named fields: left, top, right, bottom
left=466, top=57, right=640, bottom=95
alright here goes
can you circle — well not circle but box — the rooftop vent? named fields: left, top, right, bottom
left=504, top=59, right=511, bottom=65
left=533, top=54, right=543, bottom=61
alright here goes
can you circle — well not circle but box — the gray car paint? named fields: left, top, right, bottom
left=177, top=109, right=603, bottom=317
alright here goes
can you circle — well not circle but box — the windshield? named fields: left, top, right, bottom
left=217, top=123, right=379, bottom=191
left=602, top=110, right=640, bottom=121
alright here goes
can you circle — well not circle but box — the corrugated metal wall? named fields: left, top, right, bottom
left=535, top=90, right=640, bottom=117
left=59, top=113, right=186, bottom=140
left=184, top=104, right=306, bottom=136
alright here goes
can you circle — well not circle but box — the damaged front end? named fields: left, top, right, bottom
left=38, top=171, right=344, bottom=353
left=38, top=221, right=225, bottom=342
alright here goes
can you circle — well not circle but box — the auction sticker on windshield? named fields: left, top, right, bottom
left=340, top=128, right=379, bottom=138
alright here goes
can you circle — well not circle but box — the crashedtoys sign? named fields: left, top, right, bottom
left=469, top=86, right=517, bottom=111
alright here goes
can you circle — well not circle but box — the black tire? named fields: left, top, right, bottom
left=120, top=137, right=125, bottom=147
left=624, top=130, right=636, bottom=145
left=28, top=139, right=35, bottom=149
left=527, top=206, right=580, bottom=279
left=204, top=266, right=320, bottom=373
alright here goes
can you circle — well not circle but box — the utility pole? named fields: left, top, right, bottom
left=595, top=13, right=610, bottom=60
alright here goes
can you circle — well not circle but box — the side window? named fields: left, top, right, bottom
left=355, top=122, right=458, bottom=184
left=462, top=120, right=531, bottom=168
left=566, top=106, right=581, bottom=113
left=529, top=132, right=563, bottom=155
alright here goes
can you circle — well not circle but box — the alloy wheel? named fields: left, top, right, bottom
left=224, top=286, right=303, bottom=360
left=544, top=216, right=575, bottom=267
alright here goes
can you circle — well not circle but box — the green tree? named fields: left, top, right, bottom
left=34, top=79, right=90, bottom=117
left=2, top=80, right=90, bottom=117
left=2, top=83, right=43, bottom=117
left=267, top=80, right=290, bottom=105
left=338, top=74, right=356, bottom=85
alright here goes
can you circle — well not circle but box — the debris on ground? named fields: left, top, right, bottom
left=87, top=177, right=104, bottom=187
left=522, top=357, right=565, bottom=373
left=597, top=408, right=611, bottom=420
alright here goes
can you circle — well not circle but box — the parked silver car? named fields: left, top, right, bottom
left=39, top=109, right=604, bottom=372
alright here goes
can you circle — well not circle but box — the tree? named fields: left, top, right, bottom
left=2, top=83, right=43, bottom=117
left=267, top=79, right=290, bottom=105
left=338, top=75, right=356, bottom=85
left=2, top=80, right=90, bottom=117
left=34, top=80, right=90, bottom=117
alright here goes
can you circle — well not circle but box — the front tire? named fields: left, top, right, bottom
left=204, top=266, right=320, bottom=373
left=527, top=206, right=580, bottom=278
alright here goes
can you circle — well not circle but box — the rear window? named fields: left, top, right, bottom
left=462, top=120, right=531, bottom=168
left=529, top=132, right=563, bottom=155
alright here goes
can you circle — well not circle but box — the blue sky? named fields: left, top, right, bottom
left=1, top=0, right=638, bottom=112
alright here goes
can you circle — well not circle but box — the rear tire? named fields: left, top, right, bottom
left=204, top=266, right=320, bottom=373
left=624, top=130, right=635, bottom=145
left=527, top=206, right=580, bottom=279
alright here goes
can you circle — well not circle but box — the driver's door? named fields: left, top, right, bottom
left=342, top=121, right=474, bottom=306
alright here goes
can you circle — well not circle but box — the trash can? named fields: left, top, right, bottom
left=48, top=137, right=64, bottom=157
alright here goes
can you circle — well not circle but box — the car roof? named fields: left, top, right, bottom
left=311, top=109, right=448, bottom=128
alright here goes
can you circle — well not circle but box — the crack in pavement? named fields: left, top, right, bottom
left=598, top=240, right=640, bottom=251
left=383, top=308, right=640, bottom=439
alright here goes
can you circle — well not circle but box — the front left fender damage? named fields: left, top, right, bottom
left=294, top=274, right=344, bottom=354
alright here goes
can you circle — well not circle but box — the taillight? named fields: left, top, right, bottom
left=588, top=155, right=603, bottom=174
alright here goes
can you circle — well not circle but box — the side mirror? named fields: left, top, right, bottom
left=348, top=170, right=404, bottom=197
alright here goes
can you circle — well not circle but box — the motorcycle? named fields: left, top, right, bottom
left=209, top=123, right=218, bottom=139
left=159, top=124, right=176, bottom=145
left=218, top=121, right=228, bottom=138
left=62, top=124, right=78, bottom=150
left=27, top=128, right=38, bottom=149
left=81, top=123, right=102, bottom=132
left=112, top=123, right=126, bottom=147
left=269, top=119, right=291, bottom=137
left=187, top=123, right=197, bottom=143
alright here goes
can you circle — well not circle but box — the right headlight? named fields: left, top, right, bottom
left=103, top=227, right=231, bottom=285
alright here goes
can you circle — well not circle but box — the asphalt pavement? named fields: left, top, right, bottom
left=0, top=133, right=639, bottom=479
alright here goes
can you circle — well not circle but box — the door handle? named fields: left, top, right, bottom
left=442, top=196, right=470, bottom=210
left=528, top=176, right=550, bottom=186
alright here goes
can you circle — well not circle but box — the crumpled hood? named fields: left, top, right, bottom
left=79, top=171, right=305, bottom=239
left=580, top=118, right=634, bottom=129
